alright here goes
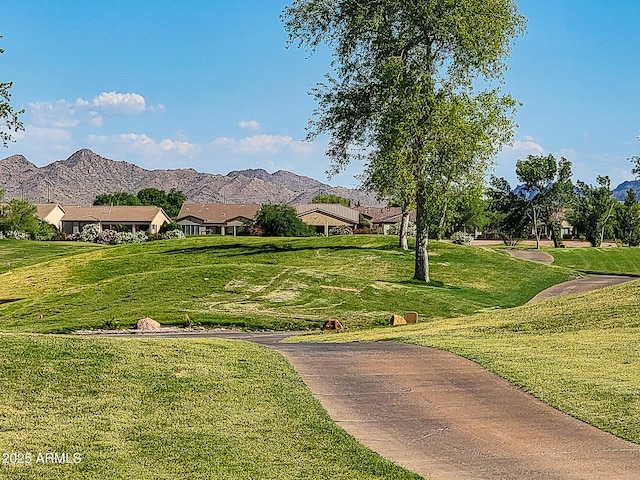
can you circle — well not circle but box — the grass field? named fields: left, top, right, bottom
left=549, top=246, right=640, bottom=275
left=0, top=236, right=573, bottom=333
left=0, top=334, right=422, bottom=480
left=2, top=235, right=640, bottom=478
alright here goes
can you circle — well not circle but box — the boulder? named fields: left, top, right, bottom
left=321, top=319, right=343, bottom=330
left=404, top=311, right=419, bottom=324
left=136, top=317, right=161, bottom=331
left=389, top=314, right=407, bottom=326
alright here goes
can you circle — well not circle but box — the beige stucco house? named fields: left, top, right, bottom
left=60, top=205, right=171, bottom=235
left=35, top=203, right=66, bottom=230
left=177, top=203, right=260, bottom=236
left=294, top=203, right=360, bottom=236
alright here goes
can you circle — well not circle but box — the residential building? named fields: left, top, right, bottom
left=60, top=205, right=171, bottom=235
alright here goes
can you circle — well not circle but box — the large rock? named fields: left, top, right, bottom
left=404, top=311, right=419, bottom=324
left=321, top=319, right=343, bottom=331
left=389, top=314, right=407, bottom=326
left=136, top=317, right=161, bottom=331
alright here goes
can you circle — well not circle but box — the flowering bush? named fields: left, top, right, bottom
left=5, top=230, right=30, bottom=240
left=116, top=231, right=148, bottom=244
left=79, top=223, right=101, bottom=243
left=162, top=229, right=186, bottom=240
left=387, top=222, right=416, bottom=237
left=451, top=231, right=474, bottom=246
left=329, top=225, right=353, bottom=235
left=96, top=229, right=118, bottom=245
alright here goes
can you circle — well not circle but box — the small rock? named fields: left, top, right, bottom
left=136, top=317, right=161, bottom=331
left=404, top=311, right=419, bottom=324
left=321, top=319, right=343, bottom=330
left=389, top=314, right=407, bottom=326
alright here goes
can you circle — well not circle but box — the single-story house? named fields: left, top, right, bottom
left=60, top=205, right=171, bottom=235
left=35, top=203, right=66, bottom=230
left=294, top=203, right=360, bottom=236
left=356, top=206, right=416, bottom=234
left=177, top=203, right=261, bottom=236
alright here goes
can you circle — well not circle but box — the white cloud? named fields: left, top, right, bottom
left=28, top=91, right=164, bottom=130
left=239, top=120, right=261, bottom=131
left=88, top=133, right=197, bottom=156
left=89, top=92, right=146, bottom=115
left=212, top=134, right=315, bottom=155
left=503, top=139, right=545, bottom=154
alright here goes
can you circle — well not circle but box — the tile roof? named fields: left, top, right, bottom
left=294, top=203, right=360, bottom=224
left=177, top=203, right=261, bottom=224
left=61, top=205, right=169, bottom=223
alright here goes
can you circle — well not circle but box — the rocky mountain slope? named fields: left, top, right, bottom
left=0, top=149, right=382, bottom=206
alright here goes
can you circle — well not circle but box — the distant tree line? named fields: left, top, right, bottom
left=93, top=188, right=187, bottom=218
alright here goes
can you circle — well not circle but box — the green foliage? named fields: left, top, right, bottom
left=311, top=193, right=349, bottom=205
left=0, top=37, right=24, bottom=147
left=614, top=189, right=640, bottom=247
left=571, top=176, right=616, bottom=247
left=93, top=188, right=186, bottom=217
left=255, top=204, right=314, bottom=237
left=283, top=0, right=525, bottom=282
left=515, top=154, right=573, bottom=248
left=0, top=199, right=39, bottom=237
left=93, top=192, right=142, bottom=206
left=487, top=176, right=530, bottom=246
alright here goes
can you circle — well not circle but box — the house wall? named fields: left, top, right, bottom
left=44, top=207, right=65, bottom=230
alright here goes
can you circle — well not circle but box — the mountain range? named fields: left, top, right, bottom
left=0, top=149, right=383, bottom=207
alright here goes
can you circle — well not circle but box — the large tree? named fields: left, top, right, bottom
left=0, top=37, right=23, bottom=147
left=515, top=154, right=573, bottom=249
left=283, top=0, right=525, bottom=282
left=571, top=176, right=616, bottom=247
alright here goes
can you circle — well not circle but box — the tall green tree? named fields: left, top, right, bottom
left=311, top=193, right=350, bottom=206
left=93, top=192, right=141, bottom=206
left=487, top=175, right=530, bottom=246
left=515, top=154, right=573, bottom=249
left=360, top=149, right=415, bottom=250
left=283, top=0, right=525, bottom=282
left=571, top=176, right=616, bottom=247
left=0, top=37, right=23, bottom=147
left=614, top=189, right=640, bottom=247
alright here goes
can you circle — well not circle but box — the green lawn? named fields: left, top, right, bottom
left=0, top=334, right=422, bottom=480
left=0, top=236, right=573, bottom=333
left=549, top=246, right=640, bottom=275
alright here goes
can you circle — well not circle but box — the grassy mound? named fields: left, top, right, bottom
left=0, top=334, right=423, bottom=479
left=0, top=236, right=572, bottom=333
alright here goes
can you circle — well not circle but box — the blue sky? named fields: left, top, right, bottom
left=1, top=1, right=639, bottom=189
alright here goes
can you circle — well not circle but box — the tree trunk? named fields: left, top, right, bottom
left=550, top=221, right=562, bottom=248
left=399, top=205, right=409, bottom=251
left=413, top=183, right=430, bottom=283
left=532, top=207, right=540, bottom=249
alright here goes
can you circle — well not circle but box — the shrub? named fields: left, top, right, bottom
left=79, top=223, right=101, bottom=243
left=387, top=222, right=416, bottom=237
left=5, top=230, right=30, bottom=241
left=161, top=229, right=186, bottom=240
left=97, top=229, right=118, bottom=245
left=115, top=231, right=149, bottom=244
left=255, top=204, right=314, bottom=237
left=451, top=231, right=474, bottom=246
left=329, top=225, right=353, bottom=235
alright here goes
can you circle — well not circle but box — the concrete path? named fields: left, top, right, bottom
left=150, top=330, right=640, bottom=480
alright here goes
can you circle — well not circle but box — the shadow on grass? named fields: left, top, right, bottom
left=0, top=298, right=23, bottom=305
left=161, top=242, right=374, bottom=258
left=395, top=279, right=461, bottom=290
